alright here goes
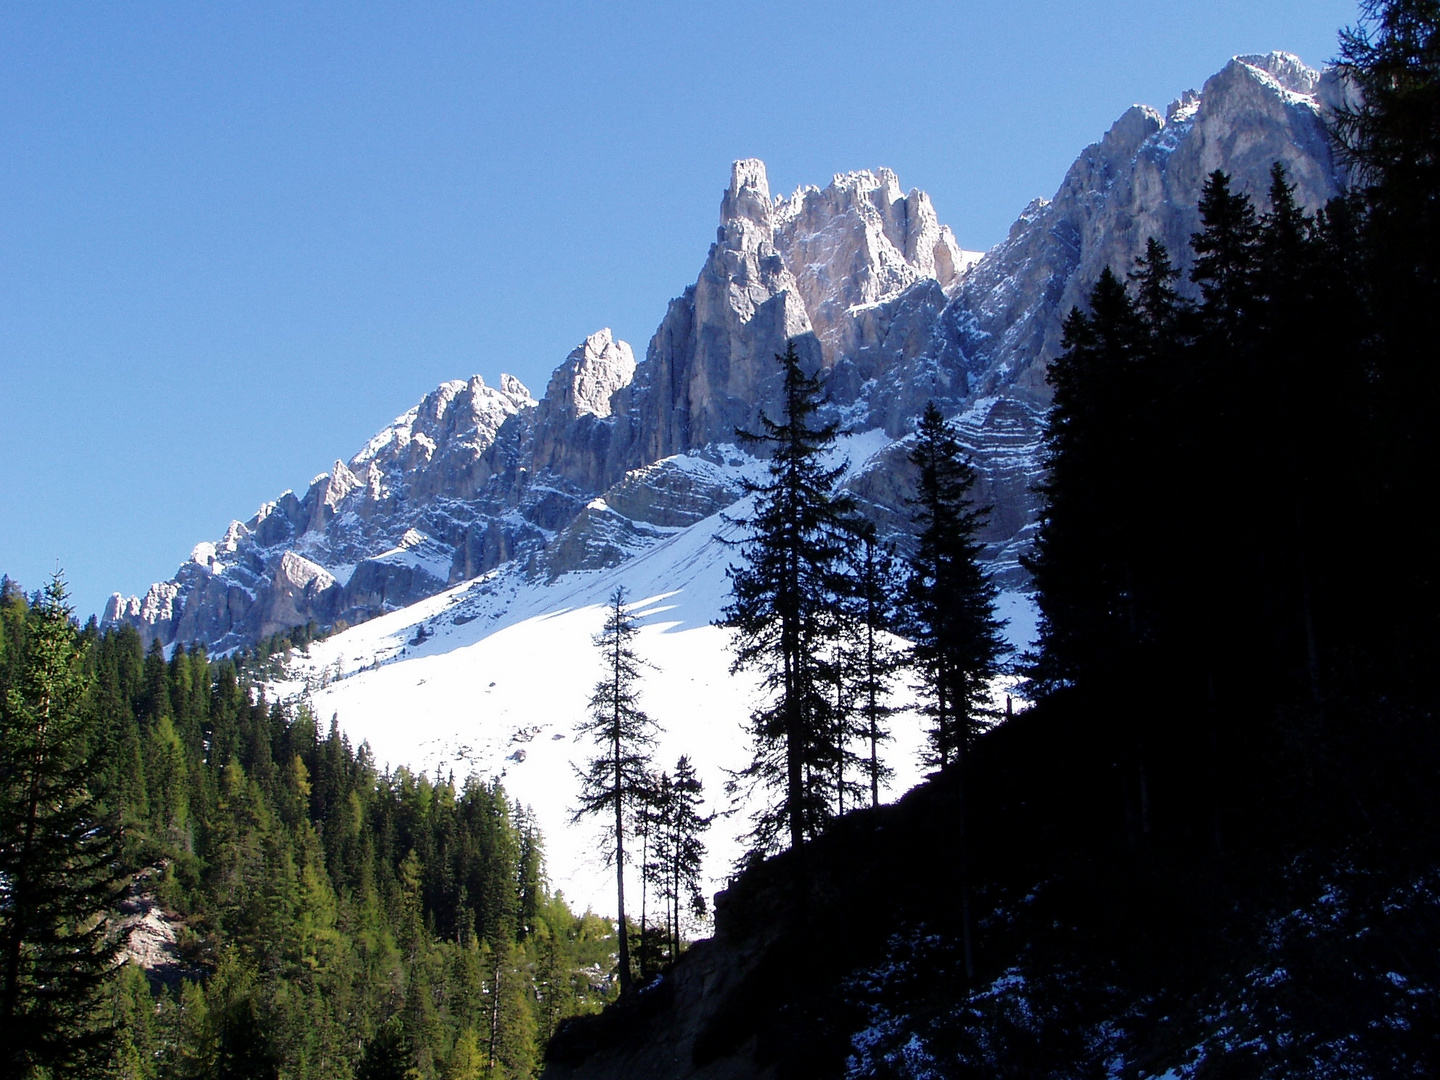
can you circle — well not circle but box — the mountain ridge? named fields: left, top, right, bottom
left=104, top=51, right=1343, bottom=654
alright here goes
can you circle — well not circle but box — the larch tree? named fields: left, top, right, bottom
left=572, top=586, right=658, bottom=995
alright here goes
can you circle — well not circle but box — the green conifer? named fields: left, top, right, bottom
left=0, top=574, right=130, bottom=1077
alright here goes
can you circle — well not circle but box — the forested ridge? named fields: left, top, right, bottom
left=0, top=588, right=618, bottom=1079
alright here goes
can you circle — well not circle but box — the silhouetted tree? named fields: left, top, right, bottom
left=722, top=339, right=855, bottom=853
left=572, top=587, right=658, bottom=994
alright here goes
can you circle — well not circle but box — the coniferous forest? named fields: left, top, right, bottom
left=0, top=584, right=618, bottom=1079
left=6, top=2, right=1440, bottom=1077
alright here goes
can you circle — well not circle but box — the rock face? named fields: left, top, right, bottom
left=773, top=167, right=973, bottom=365
left=955, top=51, right=1344, bottom=400
left=530, top=329, right=638, bottom=494
left=105, top=52, right=1344, bottom=652
left=614, top=159, right=819, bottom=467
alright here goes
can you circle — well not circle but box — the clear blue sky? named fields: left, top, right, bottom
left=1, top=0, right=1357, bottom=621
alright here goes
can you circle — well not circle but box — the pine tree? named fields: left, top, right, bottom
left=1335, top=0, right=1440, bottom=690
left=1192, top=170, right=1262, bottom=336
left=641, top=757, right=713, bottom=963
left=572, top=587, right=658, bottom=995
left=634, top=765, right=663, bottom=980
left=109, top=962, right=160, bottom=1080
left=1128, top=237, right=1189, bottom=342
left=660, top=756, right=711, bottom=960
left=721, top=338, right=855, bottom=854
left=485, top=941, right=535, bottom=1080
left=1335, top=0, right=1440, bottom=235
left=1027, top=271, right=1147, bottom=693
left=0, top=573, right=130, bottom=1078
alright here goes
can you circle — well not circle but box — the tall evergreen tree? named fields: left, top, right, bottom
left=572, top=587, right=658, bottom=995
left=903, top=403, right=1004, bottom=983
left=721, top=338, right=855, bottom=854
left=1027, top=269, right=1148, bottom=693
left=0, top=574, right=130, bottom=1078
left=1335, top=0, right=1440, bottom=689
left=905, top=402, right=1006, bottom=770
left=1192, top=170, right=1262, bottom=335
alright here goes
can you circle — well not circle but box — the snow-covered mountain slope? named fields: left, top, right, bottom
left=94, top=49, right=1343, bottom=917
left=268, top=432, right=1037, bottom=916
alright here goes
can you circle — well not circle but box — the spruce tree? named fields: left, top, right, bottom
left=903, top=404, right=1004, bottom=983
left=1192, top=170, right=1262, bottom=336
left=1027, top=270, right=1147, bottom=694
left=644, top=757, right=712, bottom=962
left=904, top=402, right=1006, bottom=770
left=1336, top=0, right=1440, bottom=690
left=721, top=338, right=854, bottom=853
left=1128, top=237, right=1189, bottom=342
left=0, top=574, right=130, bottom=1077
left=572, top=586, right=658, bottom=995
left=667, top=756, right=711, bottom=958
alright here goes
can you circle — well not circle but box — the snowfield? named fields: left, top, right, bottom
left=272, top=446, right=1036, bottom=917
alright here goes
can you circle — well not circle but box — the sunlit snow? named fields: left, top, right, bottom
left=273, top=438, right=1037, bottom=917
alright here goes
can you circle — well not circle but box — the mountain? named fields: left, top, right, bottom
left=104, top=51, right=1343, bottom=656
left=956, top=51, right=1347, bottom=399
left=92, top=50, right=1347, bottom=919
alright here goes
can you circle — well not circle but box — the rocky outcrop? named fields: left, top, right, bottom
left=772, top=168, right=973, bottom=365
left=614, top=159, right=820, bottom=467
left=845, top=395, right=1047, bottom=588
left=338, top=531, right=452, bottom=624
left=955, top=51, right=1344, bottom=400
left=539, top=452, right=748, bottom=578
left=530, top=329, right=638, bottom=493
left=260, top=552, right=340, bottom=639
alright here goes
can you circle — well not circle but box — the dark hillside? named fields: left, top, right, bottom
left=544, top=680, right=1440, bottom=1079
left=545, top=7, right=1440, bottom=1073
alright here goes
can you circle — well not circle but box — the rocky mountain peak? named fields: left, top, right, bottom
left=1167, top=89, right=1202, bottom=124
left=1235, top=50, right=1324, bottom=96
left=772, top=167, right=971, bottom=366
left=305, top=459, right=363, bottom=534
left=721, top=157, right=774, bottom=229
left=954, top=49, right=1342, bottom=400
left=542, top=328, right=636, bottom=420
left=1096, top=105, right=1165, bottom=170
